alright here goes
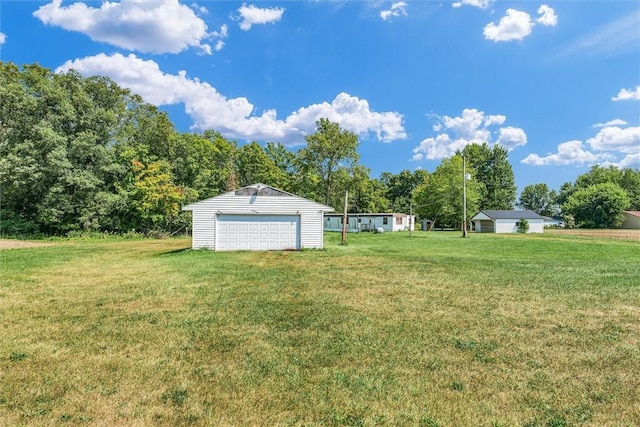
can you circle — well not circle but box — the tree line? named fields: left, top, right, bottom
left=1, top=63, right=638, bottom=236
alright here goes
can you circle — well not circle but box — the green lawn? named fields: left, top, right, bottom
left=1, top=232, right=639, bottom=426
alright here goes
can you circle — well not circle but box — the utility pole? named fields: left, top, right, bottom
left=462, top=154, right=468, bottom=238
left=341, top=190, right=348, bottom=245
left=409, top=201, right=413, bottom=237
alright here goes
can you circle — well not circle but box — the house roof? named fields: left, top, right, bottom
left=472, top=210, right=545, bottom=220
left=182, top=183, right=334, bottom=212
left=624, top=211, right=640, bottom=218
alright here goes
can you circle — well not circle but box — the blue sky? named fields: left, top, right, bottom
left=1, top=0, right=639, bottom=193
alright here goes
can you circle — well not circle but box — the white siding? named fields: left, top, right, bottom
left=183, top=189, right=331, bottom=251
left=495, top=219, right=544, bottom=234
left=324, top=214, right=414, bottom=232
left=528, top=220, right=544, bottom=233
left=495, top=220, right=518, bottom=234
left=191, top=210, right=215, bottom=249
left=301, top=212, right=325, bottom=248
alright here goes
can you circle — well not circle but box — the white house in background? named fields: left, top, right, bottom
left=324, top=213, right=415, bottom=232
left=621, top=211, right=640, bottom=229
left=543, top=216, right=565, bottom=228
left=182, top=184, right=334, bottom=251
left=471, top=210, right=545, bottom=234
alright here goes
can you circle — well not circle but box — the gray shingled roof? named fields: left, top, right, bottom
left=477, top=210, right=545, bottom=220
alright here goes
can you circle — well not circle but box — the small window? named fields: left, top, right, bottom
left=340, top=217, right=344, bottom=224
left=396, top=217, right=403, bottom=225
left=358, top=218, right=362, bottom=223
left=515, top=221, right=521, bottom=227
left=383, top=217, right=388, bottom=225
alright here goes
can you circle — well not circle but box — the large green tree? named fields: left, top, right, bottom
left=517, top=183, right=559, bottom=217
left=413, top=155, right=481, bottom=229
left=557, top=166, right=640, bottom=217
left=461, top=143, right=516, bottom=210
left=562, top=182, right=630, bottom=228
left=379, top=169, right=429, bottom=213
left=235, top=142, right=286, bottom=189
left=0, top=63, right=132, bottom=234
left=264, top=142, right=298, bottom=192
left=298, top=118, right=359, bottom=206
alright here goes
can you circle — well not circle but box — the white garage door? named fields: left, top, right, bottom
left=216, top=215, right=300, bottom=251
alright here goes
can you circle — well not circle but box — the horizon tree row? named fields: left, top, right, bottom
left=1, top=62, right=636, bottom=235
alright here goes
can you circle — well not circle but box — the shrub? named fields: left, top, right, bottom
left=517, top=218, right=529, bottom=233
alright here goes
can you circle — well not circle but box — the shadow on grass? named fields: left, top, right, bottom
left=158, top=247, right=192, bottom=256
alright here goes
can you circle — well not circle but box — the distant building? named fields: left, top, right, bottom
left=621, top=211, right=640, bottom=230
left=471, top=210, right=545, bottom=234
left=324, top=213, right=415, bottom=232
left=543, top=216, right=565, bottom=228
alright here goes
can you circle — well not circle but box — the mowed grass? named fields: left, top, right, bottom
left=1, top=232, right=639, bottom=426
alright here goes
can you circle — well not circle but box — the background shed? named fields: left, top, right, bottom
left=621, top=211, right=640, bottom=229
left=471, top=210, right=545, bottom=234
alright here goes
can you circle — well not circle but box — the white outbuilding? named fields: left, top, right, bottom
left=182, top=184, right=334, bottom=251
left=471, top=210, right=545, bottom=234
left=324, top=213, right=415, bottom=232
left=621, top=211, right=640, bottom=229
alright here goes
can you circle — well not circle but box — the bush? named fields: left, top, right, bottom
left=0, top=212, right=42, bottom=238
left=517, top=218, right=529, bottom=233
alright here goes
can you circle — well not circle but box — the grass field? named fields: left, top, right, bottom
left=1, top=231, right=639, bottom=426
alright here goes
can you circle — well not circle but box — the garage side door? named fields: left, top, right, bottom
left=216, top=215, right=300, bottom=251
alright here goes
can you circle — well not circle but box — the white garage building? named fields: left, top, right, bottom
left=182, top=184, right=334, bottom=251
left=471, top=210, right=545, bottom=234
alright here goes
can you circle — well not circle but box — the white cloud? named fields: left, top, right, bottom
left=612, top=86, right=640, bottom=101
left=413, top=134, right=470, bottom=161
left=452, top=0, right=491, bottom=9
left=536, top=5, right=557, bottom=26
left=484, top=6, right=556, bottom=42
left=211, top=24, right=228, bottom=52
left=33, top=0, right=211, bottom=54
left=496, top=126, right=527, bottom=150
left=0, top=32, right=5, bottom=45
left=412, top=108, right=526, bottom=160
left=191, top=3, right=208, bottom=15
left=484, top=9, right=534, bottom=42
left=237, top=4, right=285, bottom=31
left=616, top=153, right=640, bottom=168
left=587, top=126, right=640, bottom=154
left=56, top=53, right=406, bottom=145
left=522, top=126, right=639, bottom=167
left=380, top=2, right=407, bottom=21
left=593, top=119, right=628, bottom=128
left=521, top=140, right=611, bottom=166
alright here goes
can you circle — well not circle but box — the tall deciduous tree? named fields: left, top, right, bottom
left=264, top=142, right=298, bottom=191
left=517, top=183, right=558, bottom=217
left=461, top=143, right=516, bottom=210
left=413, top=155, right=480, bottom=229
left=235, top=142, right=286, bottom=188
left=0, top=63, right=131, bottom=234
left=557, top=166, right=640, bottom=213
left=298, top=118, right=359, bottom=206
left=380, top=169, right=429, bottom=213
left=562, top=182, right=630, bottom=228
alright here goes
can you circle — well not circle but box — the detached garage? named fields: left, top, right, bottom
left=471, top=210, right=545, bottom=234
left=182, top=184, right=334, bottom=251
